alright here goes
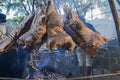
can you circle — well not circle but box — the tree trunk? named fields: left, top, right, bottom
left=108, top=0, right=120, bottom=46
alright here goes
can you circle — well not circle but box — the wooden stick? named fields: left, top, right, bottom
left=68, top=72, right=120, bottom=80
